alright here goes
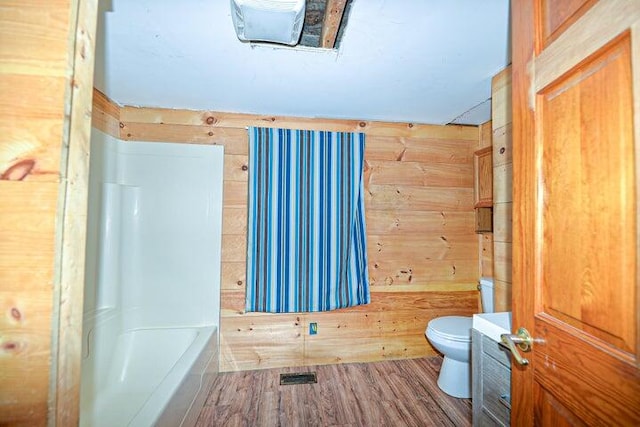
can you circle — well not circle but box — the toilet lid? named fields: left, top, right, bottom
left=427, top=316, right=472, bottom=342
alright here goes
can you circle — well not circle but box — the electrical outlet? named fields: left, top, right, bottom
left=309, top=322, right=317, bottom=335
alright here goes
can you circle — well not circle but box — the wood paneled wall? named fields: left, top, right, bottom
left=92, top=91, right=481, bottom=372
left=491, top=67, right=513, bottom=312
left=1, top=0, right=97, bottom=425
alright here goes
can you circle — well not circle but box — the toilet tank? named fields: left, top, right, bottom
left=479, top=277, right=495, bottom=313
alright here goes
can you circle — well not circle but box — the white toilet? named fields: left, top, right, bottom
left=425, top=277, right=494, bottom=398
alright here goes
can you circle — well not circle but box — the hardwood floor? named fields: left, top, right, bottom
left=195, top=357, right=472, bottom=427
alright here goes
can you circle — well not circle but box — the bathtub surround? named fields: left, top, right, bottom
left=246, top=127, right=370, bottom=313
left=80, top=130, right=223, bottom=426
left=92, top=89, right=480, bottom=372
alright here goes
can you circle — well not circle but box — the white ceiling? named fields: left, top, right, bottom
left=95, top=0, right=510, bottom=125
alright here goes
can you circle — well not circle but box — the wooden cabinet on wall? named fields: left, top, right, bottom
left=474, top=147, right=493, bottom=232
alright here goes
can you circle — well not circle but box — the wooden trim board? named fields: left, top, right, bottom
left=52, top=0, right=99, bottom=424
left=321, top=0, right=347, bottom=48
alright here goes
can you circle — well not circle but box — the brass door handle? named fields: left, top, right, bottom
left=500, top=327, right=538, bottom=366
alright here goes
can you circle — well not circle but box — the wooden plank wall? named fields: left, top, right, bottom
left=0, top=0, right=97, bottom=424
left=478, top=121, right=494, bottom=279
left=93, top=92, right=481, bottom=372
left=0, top=1, right=71, bottom=424
left=491, top=67, right=513, bottom=312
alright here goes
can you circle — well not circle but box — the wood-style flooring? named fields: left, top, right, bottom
left=195, top=357, right=471, bottom=427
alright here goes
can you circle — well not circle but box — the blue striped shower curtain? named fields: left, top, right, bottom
left=246, top=127, right=370, bottom=313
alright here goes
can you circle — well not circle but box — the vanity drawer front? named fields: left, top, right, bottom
left=482, top=353, right=511, bottom=425
left=478, top=409, right=504, bottom=427
left=482, top=335, right=511, bottom=368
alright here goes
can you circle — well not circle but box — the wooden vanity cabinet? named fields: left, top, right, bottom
left=472, top=329, right=511, bottom=426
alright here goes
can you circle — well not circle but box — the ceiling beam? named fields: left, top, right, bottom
left=321, top=0, right=347, bottom=48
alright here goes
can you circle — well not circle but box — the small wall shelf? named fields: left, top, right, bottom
left=475, top=207, right=493, bottom=233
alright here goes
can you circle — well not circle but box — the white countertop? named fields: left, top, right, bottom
left=472, top=312, right=512, bottom=342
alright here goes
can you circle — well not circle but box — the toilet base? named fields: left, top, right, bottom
left=437, top=356, right=471, bottom=398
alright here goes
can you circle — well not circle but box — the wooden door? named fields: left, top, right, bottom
left=512, top=0, right=640, bottom=425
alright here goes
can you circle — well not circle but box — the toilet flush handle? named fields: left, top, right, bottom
left=500, top=327, right=538, bottom=366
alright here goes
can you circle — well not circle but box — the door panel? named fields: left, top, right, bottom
left=534, top=318, right=640, bottom=423
left=539, top=0, right=597, bottom=46
left=534, top=384, right=588, bottom=427
left=539, top=33, right=636, bottom=355
left=512, top=0, right=640, bottom=425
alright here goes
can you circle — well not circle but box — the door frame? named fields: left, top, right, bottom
left=511, top=0, right=536, bottom=423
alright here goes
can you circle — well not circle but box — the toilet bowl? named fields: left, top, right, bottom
left=425, top=277, right=494, bottom=398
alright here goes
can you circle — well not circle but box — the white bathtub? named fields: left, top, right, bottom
left=80, top=312, right=218, bottom=427
left=81, top=134, right=224, bottom=427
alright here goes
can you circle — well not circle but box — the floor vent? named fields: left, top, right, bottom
left=279, top=372, right=317, bottom=385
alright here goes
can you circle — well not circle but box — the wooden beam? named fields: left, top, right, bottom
left=119, top=105, right=479, bottom=139
left=321, top=0, right=347, bottom=48
left=53, top=0, right=99, bottom=424
left=92, top=88, right=121, bottom=137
